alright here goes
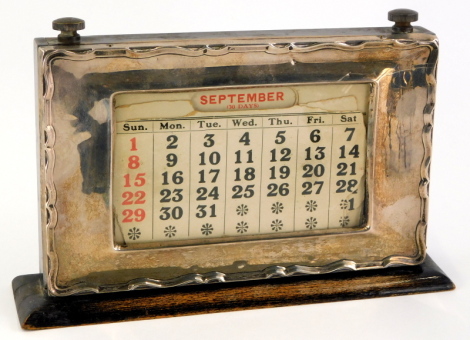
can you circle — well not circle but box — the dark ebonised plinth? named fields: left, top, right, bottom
left=12, top=255, right=454, bottom=330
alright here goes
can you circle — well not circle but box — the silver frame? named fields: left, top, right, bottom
left=35, top=27, right=438, bottom=296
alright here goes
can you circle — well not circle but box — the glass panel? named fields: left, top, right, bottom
left=113, top=84, right=368, bottom=245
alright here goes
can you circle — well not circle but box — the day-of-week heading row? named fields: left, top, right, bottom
left=116, top=113, right=362, bottom=134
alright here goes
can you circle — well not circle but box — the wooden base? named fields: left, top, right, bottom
left=13, top=255, right=454, bottom=330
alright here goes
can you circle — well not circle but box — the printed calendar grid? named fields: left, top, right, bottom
left=114, top=112, right=366, bottom=243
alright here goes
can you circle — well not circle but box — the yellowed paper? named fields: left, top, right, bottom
left=113, top=85, right=367, bottom=244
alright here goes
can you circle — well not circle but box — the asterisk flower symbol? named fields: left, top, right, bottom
left=164, top=225, right=177, bottom=238
left=306, top=200, right=318, bottom=212
left=339, top=216, right=350, bottom=227
left=305, top=217, right=317, bottom=230
left=236, top=221, right=249, bottom=234
left=271, top=219, right=283, bottom=232
left=271, top=202, right=284, bottom=214
left=201, top=223, right=213, bottom=236
left=128, top=227, right=141, bottom=240
left=236, top=204, right=249, bottom=216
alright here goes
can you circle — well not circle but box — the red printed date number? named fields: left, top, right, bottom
left=122, top=209, right=146, bottom=222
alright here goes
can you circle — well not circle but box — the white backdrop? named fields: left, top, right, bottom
left=1, top=1, right=469, bottom=339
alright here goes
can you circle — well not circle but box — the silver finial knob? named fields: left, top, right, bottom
left=52, top=17, right=85, bottom=44
left=388, top=9, right=418, bottom=33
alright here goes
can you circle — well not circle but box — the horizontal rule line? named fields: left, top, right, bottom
left=115, top=122, right=363, bottom=134
left=117, top=111, right=359, bottom=121
left=116, top=114, right=364, bottom=134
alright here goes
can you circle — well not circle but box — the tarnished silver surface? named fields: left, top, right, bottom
left=35, top=27, right=438, bottom=296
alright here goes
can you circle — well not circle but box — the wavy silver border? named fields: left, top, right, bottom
left=40, top=38, right=437, bottom=296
